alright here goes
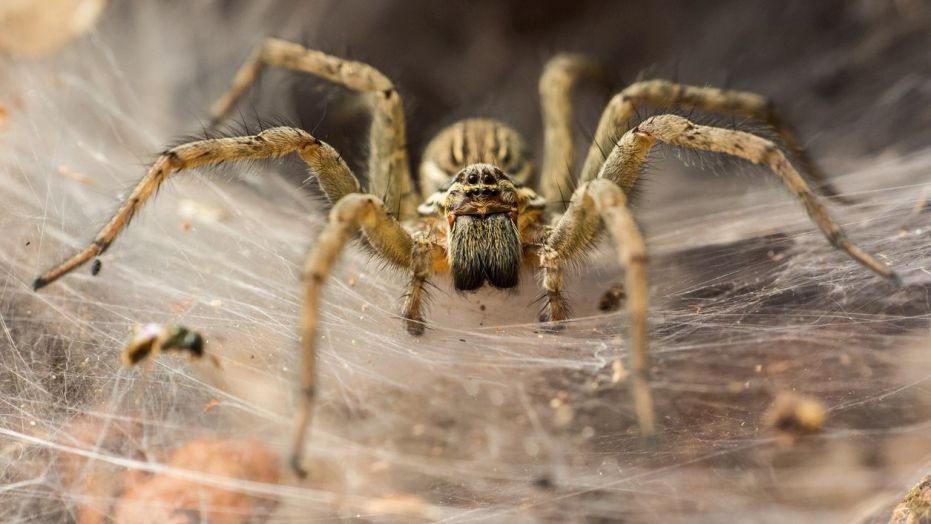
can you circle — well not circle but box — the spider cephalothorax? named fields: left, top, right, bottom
left=34, top=39, right=900, bottom=477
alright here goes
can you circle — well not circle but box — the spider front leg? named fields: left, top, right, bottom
left=33, top=127, right=359, bottom=290
left=293, top=193, right=413, bottom=477
left=540, top=179, right=655, bottom=436
left=579, top=80, right=850, bottom=203
left=210, top=38, right=419, bottom=219
left=601, top=114, right=899, bottom=283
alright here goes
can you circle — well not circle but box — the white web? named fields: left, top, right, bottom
left=1, top=3, right=930, bottom=523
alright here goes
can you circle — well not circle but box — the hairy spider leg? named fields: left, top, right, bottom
left=542, top=178, right=654, bottom=435
left=538, top=53, right=606, bottom=208
left=33, top=127, right=362, bottom=289
left=210, top=38, right=419, bottom=219
left=604, top=114, right=898, bottom=283
left=578, top=79, right=853, bottom=203
left=541, top=114, right=898, bottom=440
left=295, top=193, right=413, bottom=477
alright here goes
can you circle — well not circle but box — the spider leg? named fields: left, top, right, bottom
left=400, top=235, right=444, bottom=336
left=538, top=171, right=603, bottom=324
left=603, top=114, right=899, bottom=282
left=539, top=53, right=605, bottom=208
left=33, top=127, right=360, bottom=290
left=538, top=245, right=569, bottom=323
left=579, top=80, right=851, bottom=203
left=541, top=179, right=655, bottom=436
left=293, top=193, right=413, bottom=477
left=210, top=38, right=419, bottom=219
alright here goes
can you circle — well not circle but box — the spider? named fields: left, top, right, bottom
left=33, top=39, right=899, bottom=477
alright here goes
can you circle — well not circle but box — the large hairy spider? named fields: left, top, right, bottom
left=33, top=39, right=899, bottom=476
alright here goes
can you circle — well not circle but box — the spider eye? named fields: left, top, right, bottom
left=482, top=173, right=495, bottom=185
left=467, top=173, right=479, bottom=184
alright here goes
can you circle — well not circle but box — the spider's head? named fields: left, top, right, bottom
left=439, top=163, right=522, bottom=291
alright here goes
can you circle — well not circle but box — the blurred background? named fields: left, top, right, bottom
left=1, top=1, right=930, bottom=522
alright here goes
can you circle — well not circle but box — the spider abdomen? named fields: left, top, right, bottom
left=419, top=119, right=533, bottom=196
